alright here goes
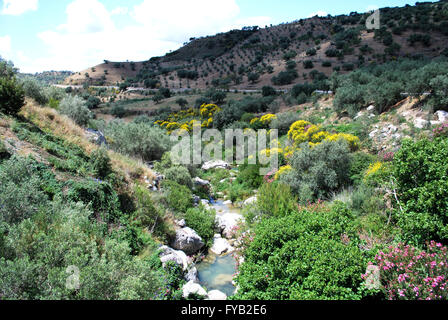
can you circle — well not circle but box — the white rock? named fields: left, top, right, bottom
left=211, top=234, right=234, bottom=255
left=182, top=280, right=207, bottom=298
left=202, top=160, right=230, bottom=171
left=435, top=110, right=448, bottom=123
left=171, top=227, right=205, bottom=255
left=243, top=196, right=257, bottom=206
left=367, top=105, right=375, bottom=112
left=159, top=246, right=189, bottom=271
left=193, top=177, right=210, bottom=186
left=184, top=267, right=199, bottom=283
left=369, top=129, right=379, bottom=139
left=223, top=200, right=233, bottom=206
left=414, top=118, right=429, bottom=129
left=216, top=213, right=244, bottom=239
left=201, top=199, right=210, bottom=205
left=175, top=219, right=186, bottom=228
left=207, top=290, right=227, bottom=300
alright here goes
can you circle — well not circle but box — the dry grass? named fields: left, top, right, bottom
left=20, top=100, right=156, bottom=182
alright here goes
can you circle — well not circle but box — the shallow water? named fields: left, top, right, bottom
left=196, top=200, right=240, bottom=296
left=196, top=252, right=237, bottom=296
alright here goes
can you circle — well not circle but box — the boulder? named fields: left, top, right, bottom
left=175, top=219, right=186, bottom=228
left=184, top=267, right=199, bottom=283
left=210, top=234, right=234, bottom=255
left=216, top=213, right=244, bottom=239
left=243, top=196, right=257, bottom=206
left=367, top=105, right=375, bottom=112
left=193, top=177, right=210, bottom=187
left=202, top=160, right=230, bottom=171
left=223, top=200, right=233, bottom=206
left=159, top=246, right=189, bottom=271
left=182, top=280, right=207, bottom=298
left=207, top=290, right=227, bottom=301
left=435, top=110, right=448, bottom=123
left=171, top=227, right=205, bottom=255
left=414, top=118, right=429, bottom=129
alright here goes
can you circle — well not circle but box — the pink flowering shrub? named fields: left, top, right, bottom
left=433, top=122, right=448, bottom=138
left=365, top=242, right=448, bottom=300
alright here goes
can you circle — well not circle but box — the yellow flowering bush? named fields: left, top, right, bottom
left=200, top=104, right=221, bottom=118
left=325, top=133, right=360, bottom=151
left=274, top=165, right=292, bottom=180
left=260, top=114, right=277, bottom=125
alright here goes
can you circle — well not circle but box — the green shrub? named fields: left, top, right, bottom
left=234, top=203, right=369, bottom=300
left=164, top=166, right=192, bottom=189
left=163, top=180, right=193, bottom=213
left=185, top=207, right=216, bottom=246
left=0, top=200, right=167, bottom=300
left=270, top=112, right=301, bottom=136
left=0, top=61, right=25, bottom=116
left=303, top=61, right=314, bottom=69
left=90, top=147, right=112, bottom=179
left=65, top=179, right=120, bottom=222
left=393, top=138, right=448, bottom=245
left=280, top=140, right=352, bottom=202
left=0, top=139, right=9, bottom=160
left=102, top=121, right=171, bottom=161
left=21, top=77, right=48, bottom=105
left=257, top=182, right=297, bottom=218
left=349, top=152, right=377, bottom=186
left=0, top=156, right=52, bottom=225
left=237, top=164, right=263, bottom=189
left=59, top=95, right=92, bottom=126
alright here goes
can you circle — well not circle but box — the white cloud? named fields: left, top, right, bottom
left=0, top=35, right=12, bottom=58
left=2, top=0, right=38, bottom=15
left=308, top=11, right=328, bottom=18
left=111, top=7, right=128, bottom=16
left=21, top=0, right=272, bottom=72
left=366, top=5, right=379, bottom=12
left=131, top=0, right=241, bottom=42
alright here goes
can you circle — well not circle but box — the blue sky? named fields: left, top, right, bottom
left=0, top=0, right=438, bottom=73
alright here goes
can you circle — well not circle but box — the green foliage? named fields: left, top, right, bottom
left=257, top=182, right=297, bottom=218
left=0, top=200, right=167, bottom=300
left=0, top=156, right=54, bottom=225
left=164, top=166, right=193, bottom=189
left=0, top=60, right=25, bottom=116
left=280, top=140, right=352, bottom=202
left=163, top=180, right=193, bottom=213
left=429, top=75, right=448, bottom=111
left=303, top=60, right=314, bottom=69
left=393, top=138, right=448, bottom=245
left=185, top=207, right=216, bottom=246
left=21, top=77, right=48, bottom=105
left=102, top=121, right=171, bottom=161
left=0, top=139, right=9, bottom=160
left=65, top=179, right=121, bottom=222
left=237, top=164, right=263, bottom=189
left=59, top=95, right=92, bottom=126
left=90, top=147, right=112, bottom=179
left=262, top=86, right=276, bottom=97
left=234, top=203, right=368, bottom=300
left=269, top=112, right=301, bottom=136
left=349, top=152, right=377, bottom=186
left=12, top=120, right=92, bottom=175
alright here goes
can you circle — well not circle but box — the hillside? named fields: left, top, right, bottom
left=64, top=1, right=448, bottom=90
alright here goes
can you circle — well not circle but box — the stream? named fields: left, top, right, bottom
left=196, top=200, right=240, bottom=297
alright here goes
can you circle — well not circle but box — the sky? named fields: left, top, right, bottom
left=0, top=0, right=439, bottom=73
